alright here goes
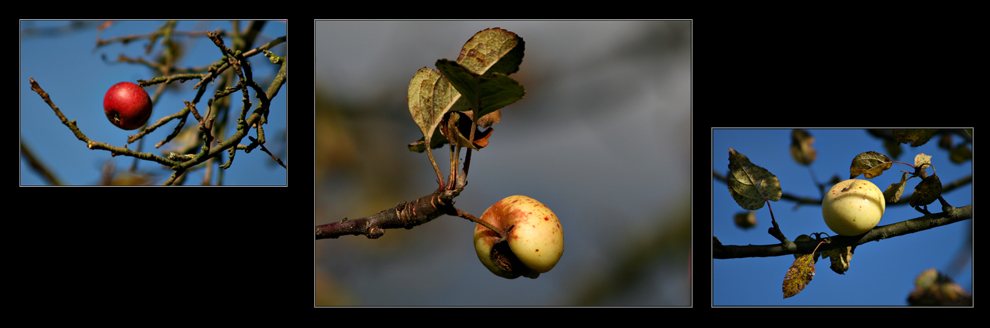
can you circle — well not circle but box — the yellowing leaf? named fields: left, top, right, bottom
left=783, top=253, right=816, bottom=299
left=849, top=151, right=892, bottom=179
left=456, top=27, right=525, bottom=76
left=408, top=67, right=444, bottom=143
left=463, top=109, right=501, bottom=128
left=883, top=172, right=908, bottom=203
left=914, top=153, right=933, bottom=170
left=407, top=67, right=457, bottom=182
left=821, top=246, right=853, bottom=275
left=440, top=111, right=493, bottom=150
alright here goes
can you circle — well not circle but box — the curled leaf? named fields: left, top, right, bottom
left=914, top=153, right=933, bottom=170
left=821, top=246, right=853, bottom=275
left=883, top=172, right=909, bottom=203
left=850, top=151, right=892, bottom=179
left=408, top=112, right=494, bottom=152
left=463, top=109, right=501, bottom=128
left=441, top=111, right=493, bottom=150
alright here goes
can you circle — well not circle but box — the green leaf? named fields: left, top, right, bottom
left=407, top=28, right=525, bottom=150
left=435, top=59, right=525, bottom=120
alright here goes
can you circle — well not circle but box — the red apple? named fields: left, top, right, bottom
left=103, top=82, right=153, bottom=130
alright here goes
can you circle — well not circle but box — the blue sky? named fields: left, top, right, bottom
left=712, top=129, right=972, bottom=306
left=20, top=20, right=287, bottom=185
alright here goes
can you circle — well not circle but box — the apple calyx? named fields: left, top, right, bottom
left=473, top=195, right=564, bottom=279
left=487, top=226, right=534, bottom=278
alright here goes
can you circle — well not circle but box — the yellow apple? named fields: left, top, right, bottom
left=473, top=195, right=564, bottom=279
left=822, top=179, right=885, bottom=236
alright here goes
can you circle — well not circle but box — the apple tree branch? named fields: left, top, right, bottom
left=317, top=186, right=484, bottom=239
left=714, top=204, right=971, bottom=259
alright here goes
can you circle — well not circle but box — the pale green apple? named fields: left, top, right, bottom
left=822, top=179, right=885, bottom=236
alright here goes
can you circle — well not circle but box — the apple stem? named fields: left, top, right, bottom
left=425, top=147, right=446, bottom=190
left=455, top=108, right=478, bottom=189
left=455, top=207, right=507, bottom=238
left=460, top=148, right=473, bottom=185
left=447, top=143, right=458, bottom=190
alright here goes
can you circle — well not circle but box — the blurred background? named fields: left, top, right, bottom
left=20, top=20, right=287, bottom=185
left=712, top=129, right=972, bottom=305
left=315, top=20, right=691, bottom=305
